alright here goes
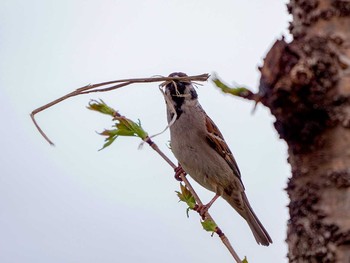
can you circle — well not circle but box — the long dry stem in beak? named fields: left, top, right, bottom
left=31, top=73, right=209, bottom=145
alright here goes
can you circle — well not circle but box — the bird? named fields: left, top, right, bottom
left=163, top=72, right=272, bottom=246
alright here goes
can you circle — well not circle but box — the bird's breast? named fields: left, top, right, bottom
left=169, top=109, right=233, bottom=194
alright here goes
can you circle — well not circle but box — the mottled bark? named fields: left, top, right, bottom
left=259, top=1, right=350, bottom=262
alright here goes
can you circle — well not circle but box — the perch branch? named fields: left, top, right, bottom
left=145, top=137, right=241, bottom=262
left=88, top=100, right=243, bottom=262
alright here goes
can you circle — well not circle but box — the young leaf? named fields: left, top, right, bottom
left=115, top=118, right=148, bottom=140
left=87, top=100, right=149, bottom=149
left=201, top=219, right=218, bottom=233
left=87, top=99, right=117, bottom=116
left=212, top=78, right=252, bottom=97
left=176, top=183, right=196, bottom=217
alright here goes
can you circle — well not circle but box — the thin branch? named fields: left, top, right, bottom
left=30, top=74, right=209, bottom=145
left=88, top=101, right=243, bottom=262
left=32, top=75, right=243, bottom=262
left=144, top=137, right=242, bottom=262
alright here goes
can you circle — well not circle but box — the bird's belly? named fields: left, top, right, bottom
left=171, top=137, right=232, bottom=195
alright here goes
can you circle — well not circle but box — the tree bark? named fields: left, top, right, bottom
left=259, top=1, right=350, bottom=262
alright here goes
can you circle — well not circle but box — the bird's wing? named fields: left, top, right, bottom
left=205, top=115, right=242, bottom=180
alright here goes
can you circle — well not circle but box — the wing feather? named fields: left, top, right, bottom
left=205, top=116, right=242, bottom=180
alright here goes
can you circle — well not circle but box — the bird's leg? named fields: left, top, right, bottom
left=195, top=194, right=220, bottom=219
left=174, top=163, right=186, bottom=181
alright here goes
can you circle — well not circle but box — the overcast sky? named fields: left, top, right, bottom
left=1, top=1, right=291, bottom=262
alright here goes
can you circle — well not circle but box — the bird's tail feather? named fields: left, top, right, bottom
left=241, top=192, right=272, bottom=246
left=224, top=192, right=272, bottom=246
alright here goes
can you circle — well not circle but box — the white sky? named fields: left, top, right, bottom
left=1, top=0, right=291, bottom=262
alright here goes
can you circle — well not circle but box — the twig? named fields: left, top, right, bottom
left=88, top=101, right=242, bottom=262
left=144, top=138, right=242, bottom=262
left=31, top=73, right=244, bottom=262
left=30, top=74, right=209, bottom=145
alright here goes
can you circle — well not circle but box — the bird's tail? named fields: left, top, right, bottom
left=224, top=192, right=272, bottom=246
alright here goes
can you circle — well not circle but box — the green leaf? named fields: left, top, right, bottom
left=98, top=128, right=133, bottom=150
left=87, top=100, right=149, bottom=149
left=115, top=118, right=148, bottom=140
left=242, top=256, right=248, bottom=263
left=87, top=99, right=116, bottom=116
left=176, top=183, right=196, bottom=216
left=212, top=78, right=252, bottom=97
left=201, top=219, right=217, bottom=232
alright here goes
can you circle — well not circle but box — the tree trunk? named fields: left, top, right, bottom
left=259, top=1, right=350, bottom=262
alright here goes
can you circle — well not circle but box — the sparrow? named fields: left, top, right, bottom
left=163, top=72, right=272, bottom=246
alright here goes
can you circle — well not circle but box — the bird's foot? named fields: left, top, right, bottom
left=194, top=204, right=210, bottom=219
left=194, top=194, right=220, bottom=219
left=174, top=165, right=186, bottom=181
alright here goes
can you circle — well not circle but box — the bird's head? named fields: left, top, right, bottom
left=164, top=72, right=198, bottom=109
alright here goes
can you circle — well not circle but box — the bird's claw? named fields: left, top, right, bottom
left=174, top=165, right=186, bottom=181
left=194, top=204, right=209, bottom=219
left=193, top=194, right=220, bottom=219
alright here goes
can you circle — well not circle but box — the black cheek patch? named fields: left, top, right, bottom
left=166, top=80, right=194, bottom=120
left=190, top=88, right=198, bottom=99
left=175, top=108, right=183, bottom=119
